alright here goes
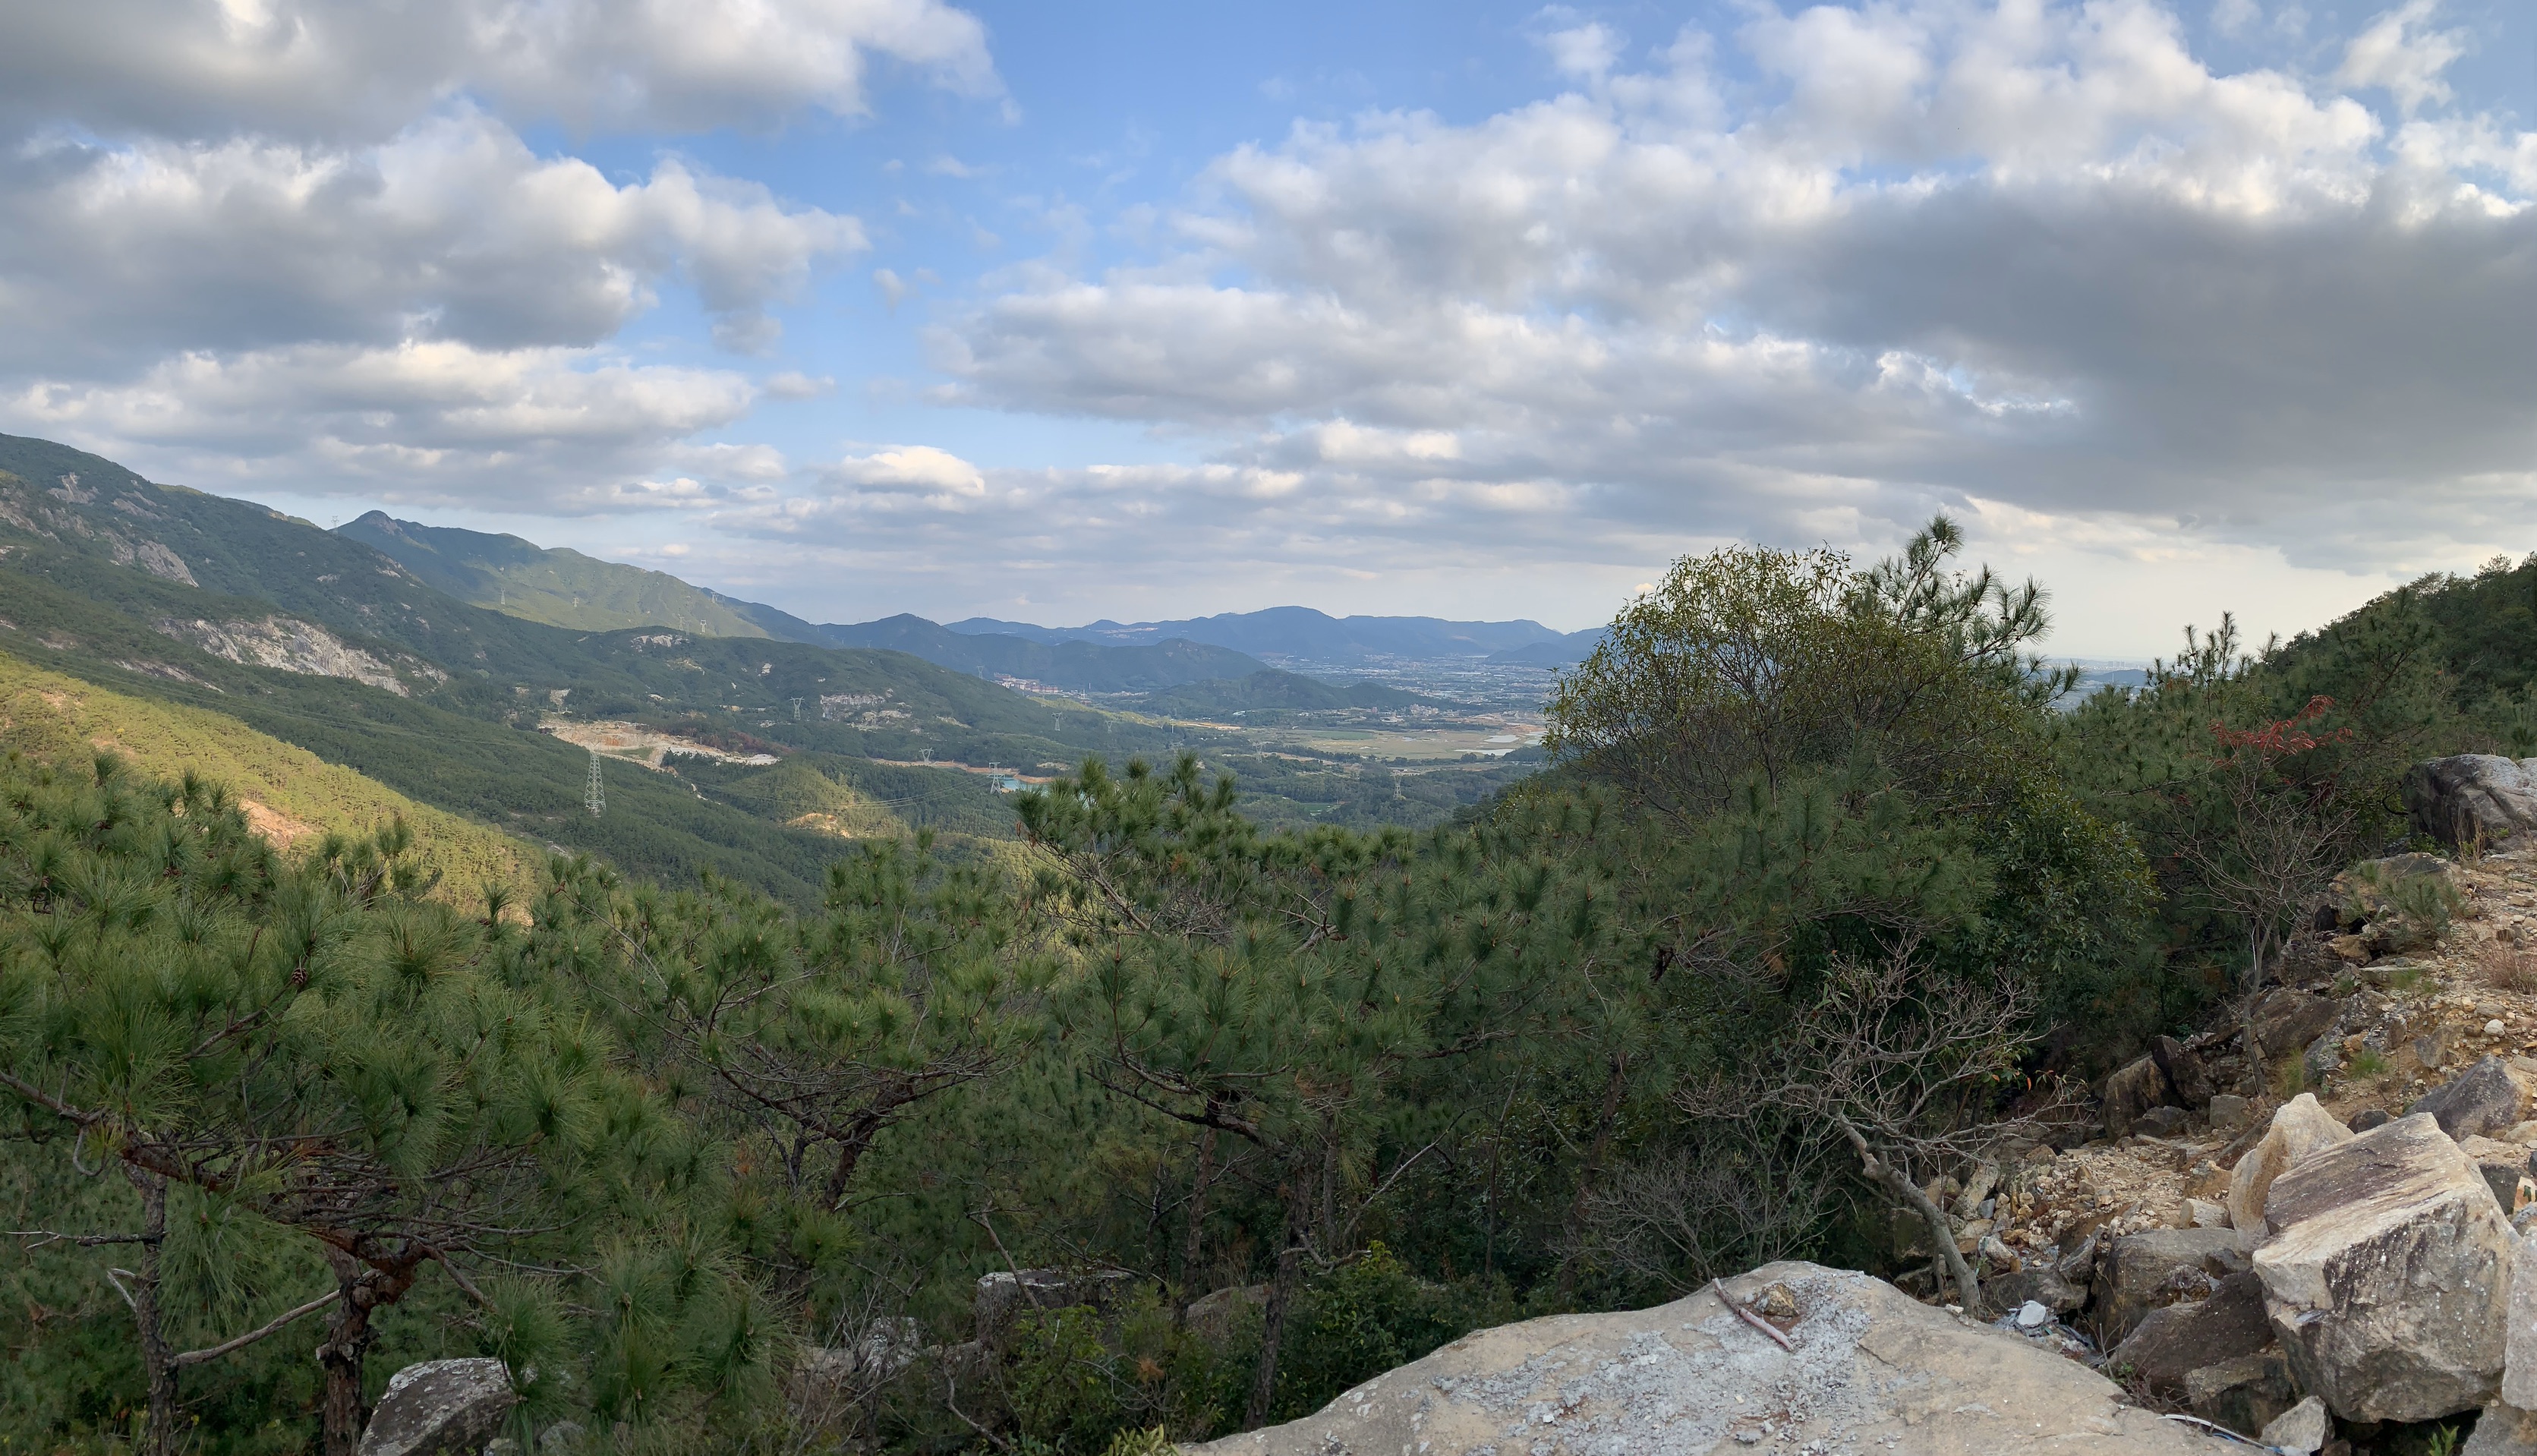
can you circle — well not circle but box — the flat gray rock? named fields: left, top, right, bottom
left=1189, top=1262, right=2225, bottom=1456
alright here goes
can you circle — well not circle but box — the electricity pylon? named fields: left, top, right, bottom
left=585, top=748, right=605, bottom=817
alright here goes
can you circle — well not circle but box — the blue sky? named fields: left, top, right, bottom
left=0, top=0, right=2529, bottom=654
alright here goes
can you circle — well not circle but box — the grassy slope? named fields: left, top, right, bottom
left=0, top=650, right=534, bottom=897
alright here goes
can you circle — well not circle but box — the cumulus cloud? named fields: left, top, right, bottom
left=7, top=341, right=759, bottom=509
left=0, top=113, right=862, bottom=373
left=2337, top=0, right=2466, bottom=117
left=0, top=0, right=945, bottom=516
left=0, top=0, right=999, bottom=143
left=928, top=0, right=2532, bottom=587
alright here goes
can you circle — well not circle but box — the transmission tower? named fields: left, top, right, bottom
left=791, top=697, right=803, bottom=721
left=584, top=748, right=605, bottom=817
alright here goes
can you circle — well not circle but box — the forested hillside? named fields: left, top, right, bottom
left=12, top=512, right=2503, bottom=1455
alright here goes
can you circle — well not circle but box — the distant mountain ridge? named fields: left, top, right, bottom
left=336, top=514, right=1595, bottom=676
left=339, top=513, right=1265, bottom=692
left=947, top=606, right=1576, bottom=663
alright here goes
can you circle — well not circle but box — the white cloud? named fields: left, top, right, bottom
left=824, top=446, right=990, bottom=499
left=1535, top=15, right=1625, bottom=80
left=0, top=112, right=862, bottom=372
left=0, top=0, right=999, bottom=143
left=2337, top=0, right=2466, bottom=117
left=927, top=0, right=2534, bottom=595
left=4, top=341, right=759, bottom=509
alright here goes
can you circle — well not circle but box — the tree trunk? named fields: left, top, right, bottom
left=317, top=1267, right=372, bottom=1456
left=1840, top=1123, right=1981, bottom=1313
left=2241, top=935, right=2271, bottom=1096
left=1556, top=1054, right=1629, bottom=1301
left=1177, top=1122, right=1218, bottom=1320
left=314, top=1253, right=419, bottom=1456
left=1243, top=1170, right=1316, bottom=1430
left=124, top=1168, right=175, bottom=1456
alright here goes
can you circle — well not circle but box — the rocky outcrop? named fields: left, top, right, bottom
left=156, top=616, right=423, bottom=696
left=357, top=1359, right=517, bottom=1456
left=2406, top=756, right=2537, bottom=851
left=2502, top=1231, right=2537, bottom=1409
left=2253, top=1113, right=2514, bottom=1422
left=1989, top=1263, right=2085, bottom=1316
left=2227, top=1094, right=2351, bottom=1246
left=1189, top=1263, right=2216, bottom=1456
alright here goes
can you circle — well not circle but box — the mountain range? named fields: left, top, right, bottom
left=343, top=511, right=1617, bottom=680
left=948, top=606, right=1606, bottom=664
left=0, top=433, right=1543, bottom=905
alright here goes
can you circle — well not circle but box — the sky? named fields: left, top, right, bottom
left=0, top=0, right=2529, bottom=657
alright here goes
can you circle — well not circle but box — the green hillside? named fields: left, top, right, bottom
left=0, top=434, right=1530, bottom=877
left=0, top=649, right=534, bottom=897
left=337, top=511, right=781, bottom=638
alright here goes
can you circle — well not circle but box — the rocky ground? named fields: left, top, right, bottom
left=1963, top=846, right=2537, bottom=1285
left=1866, top=834, right=2537, bottom=1454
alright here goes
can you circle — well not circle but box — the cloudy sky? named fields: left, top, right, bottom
left=0, top=0, right=2528, bottom=656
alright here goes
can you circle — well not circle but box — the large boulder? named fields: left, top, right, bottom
left=2253, top=1113, right=2516, bottom=1423
left=2405, top=756, right=2537, bottom=851
left=1188, top=1262, right=2217, bottom=1456
left=2151, top=1036, right=2216, bottom=1107
left=2100, top=1055, right=2174, bottom=1139
left=2095, top=1228, right=2239, bottom=1344
left=2106, top=1272, right=2275, bottom=1397
left=2414, top=1057, right=2537, bottom=1141
left=2227, top=1094, right=2353, bottom=1246
left=357, top=1359, right=517, bottom=1456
